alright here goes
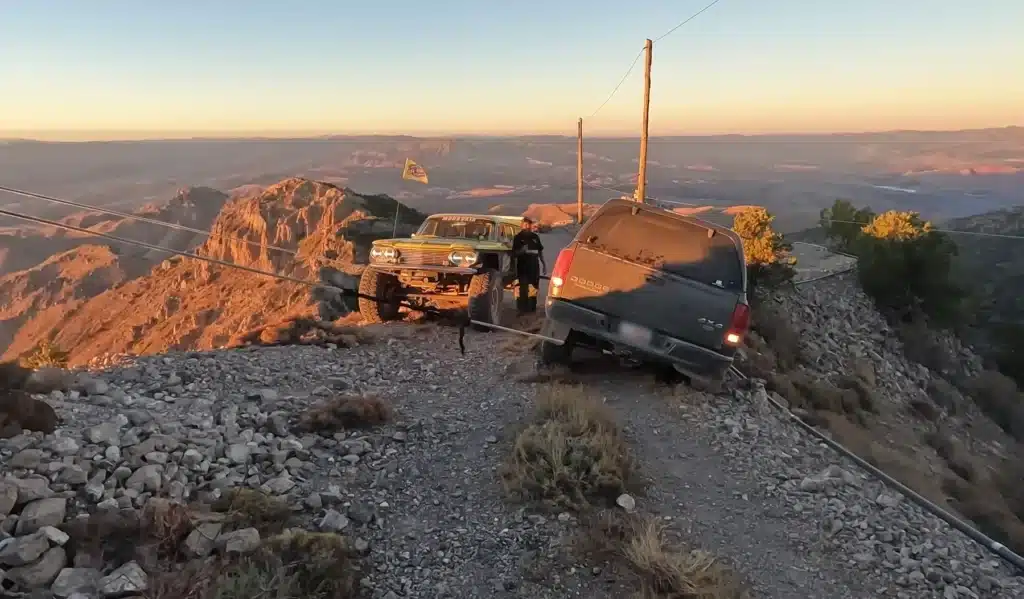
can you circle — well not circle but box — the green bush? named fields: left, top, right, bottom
left=820, top=199, right=875, bottom=253
left=855, top=210, right=965, bottom=327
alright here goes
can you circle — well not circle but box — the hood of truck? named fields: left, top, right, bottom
left=376, top=237, right=510, bottom=252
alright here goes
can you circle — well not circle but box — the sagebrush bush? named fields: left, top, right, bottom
left=20, top=341, right=69, bottom=370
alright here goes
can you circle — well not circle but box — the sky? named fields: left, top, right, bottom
left=1, top=0, right=1021, bottom=139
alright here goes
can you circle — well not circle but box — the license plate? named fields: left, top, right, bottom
left=618, top=321, right=652, bottom=346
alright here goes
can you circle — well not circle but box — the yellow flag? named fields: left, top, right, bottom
left=401, top=158, right=429, bottom=184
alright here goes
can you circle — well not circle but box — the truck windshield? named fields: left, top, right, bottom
left=582, top=205, right=745, bottom=291
left=417, top=217, right=494, bottom=240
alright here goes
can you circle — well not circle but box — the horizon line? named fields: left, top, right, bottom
left=2, top=124, right=1021, bottom=144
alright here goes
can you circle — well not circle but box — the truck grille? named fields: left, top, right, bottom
left=399, top=248, right=451, bottom=267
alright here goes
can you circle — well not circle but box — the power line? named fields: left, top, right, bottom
left=584, top=181, right=634, bottom=195
left=822, top=218, right=1024, bottom=240
left=0, top=185, right=299, bottom=257
left=588, top=49, right=645, bottom=119
left=654, top=0, right=723, bottom=42
left=0, top=206, right=328, bottom=291
left=589, top=0, right=724, bottom=119
left=0, top=203, right=571, bottom=354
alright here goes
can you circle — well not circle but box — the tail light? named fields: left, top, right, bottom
left=549, top=247, right=577, bottom=296
left=724, top=302, right=750, bottom=345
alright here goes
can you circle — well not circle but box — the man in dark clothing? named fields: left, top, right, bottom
left=512, top=217, right=546, bottom=314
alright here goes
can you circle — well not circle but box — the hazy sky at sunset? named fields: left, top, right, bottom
left=2, top=0, right=1021, bottom=139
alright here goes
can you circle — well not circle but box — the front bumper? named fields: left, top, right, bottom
left=368, top=264, right=478, bottom=275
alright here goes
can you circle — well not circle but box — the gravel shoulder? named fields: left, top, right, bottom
left=3, top=318, right=1021, bottom=598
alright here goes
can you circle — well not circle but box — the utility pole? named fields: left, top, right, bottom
left=576, top=118, right=584, bottom=224
left=636, top=38, right=653, bottom=204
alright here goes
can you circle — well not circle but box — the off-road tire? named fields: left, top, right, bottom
left=467, top=269, right=503, bottom=331
left=540, top=335, right=575, bottom=365
left=358, top=269, right=402, bottom=323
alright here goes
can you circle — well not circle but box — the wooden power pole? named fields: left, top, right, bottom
left=576, top=118, right=584, bottom=224
left=636, top=38, right=653, bottom=204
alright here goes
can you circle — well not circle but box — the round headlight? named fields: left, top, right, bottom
left=383, top=247, right=399, bottom=260
left=370, top=247, right=384, bottom=260
left=448, top=250, right=478, bottom=266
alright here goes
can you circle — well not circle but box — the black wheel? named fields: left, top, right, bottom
left=467, top=269, right=503, bottom=331
left=358, top=269, right=402, bottom=323
left=540, top=335, right=575, bottom=365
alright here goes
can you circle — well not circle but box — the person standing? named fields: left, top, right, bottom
left=512, top=217, right=546, bottom=314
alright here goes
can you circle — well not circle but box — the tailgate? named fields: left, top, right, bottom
left=558, top=246, right=741, bottom=350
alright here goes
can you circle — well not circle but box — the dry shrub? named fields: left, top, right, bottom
left=898, top=323, right=954, bottom=374
left=146, top=532, right=361, bottom=599
left=20, top=340, right=70, bottom=370
left=249, top=531, right=359, bottom=599
left=297, top=395, right=393, bottom=433
left=142, top=499, right=196, bottom=558
left=767, top=371, right=874, bottom=427
left=229, top=316, right=380, bottom=349
left=501, top=385, right=635, bottom=510
left=498, top=313, right=545, bottom=355
left=820, top=414, right=953, bottom=510
left=211, top=488, right=291, bottom=535
left=751, top=306, right=802, bottom=371
left=145, top=560, right=217, bottom=599
left=579, top=511, right=746, bottom=599
left=966, top=370, right=1024, bottom=441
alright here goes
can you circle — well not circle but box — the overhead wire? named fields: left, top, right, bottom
left=0, top=204, right=564, bottom=354
left=653, top=0, right=723, bottom=42
left=821, top=218, right=1024, bottom=240
left=0, top=206, right=320, bottom=290
left=586, top=1, right=723, bottom=119
left=0, top=184, right=299, bottom=257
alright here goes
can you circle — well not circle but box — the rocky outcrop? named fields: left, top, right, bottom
left=1, top=179, right=422, bottom=365
left=740, top=271, right=1023, bottom=565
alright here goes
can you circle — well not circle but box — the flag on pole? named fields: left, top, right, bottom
left=401, top=158, right=429, bottom=184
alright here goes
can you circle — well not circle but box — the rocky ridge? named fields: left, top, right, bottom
left=1, top=179, right=422, bottom=366
left=0, top=270, right=1021, bottom=598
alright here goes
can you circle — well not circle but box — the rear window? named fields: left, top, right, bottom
left=580, top=204, right=744, bottom=291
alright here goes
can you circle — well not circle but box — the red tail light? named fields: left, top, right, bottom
left=725, top=302, right=750, bottom=345
left=549, top=247, right=576, bottom=295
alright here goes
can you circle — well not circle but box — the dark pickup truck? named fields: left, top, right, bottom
left=539, top=198, right=750, bottom=383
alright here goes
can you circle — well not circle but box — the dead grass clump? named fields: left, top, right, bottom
left=142, top=498, right=196, bottom=558
left=501, top=385, right=635, bottom=511
left=145, top=559, right=217, bottom=599
left=248, top=531, right=359, bottom=599
left=297, top=395, right=393, bottom=433
left=768, top=371, right=873, bottom=427
left=751, top=306, right=802, bottom=371
left=579, top=511, right=746, bottom=599
left=966, top=370, right=1024, bottom=441
left=229, top=316, right=379, bottom=349
left=211, top=488, right=291, bottom=535
left=493, top=311, right=545, bottom=354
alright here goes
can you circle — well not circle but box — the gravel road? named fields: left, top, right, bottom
left=5, top=316, right=1019, bottom=598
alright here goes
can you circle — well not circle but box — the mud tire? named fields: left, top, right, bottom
left=358, top=269, right=402, bottom=323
